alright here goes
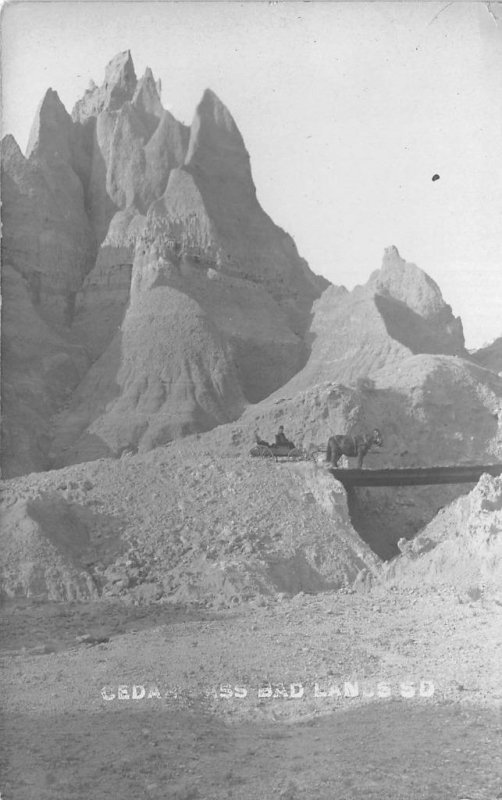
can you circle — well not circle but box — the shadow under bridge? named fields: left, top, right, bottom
left=329, top=464, right=502, bottom=488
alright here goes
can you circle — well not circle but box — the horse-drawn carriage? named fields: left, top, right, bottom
left=249, top=442, right=310, bottom=461
left=250, top=428, right=383, bottom=467
left=249, top=436, right=328, bottom=463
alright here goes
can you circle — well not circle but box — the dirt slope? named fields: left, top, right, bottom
left=473, top=336, right=502, bottom=375
left=0, top=441, right=380, bottom=606
left=383, top=472, right=502, bottom=594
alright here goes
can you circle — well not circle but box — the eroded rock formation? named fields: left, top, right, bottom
left=2, top=52, right=500, bottom=483
left=269, top=245, right=467, bottom=399
left=2, top=51, right=327, bottom=474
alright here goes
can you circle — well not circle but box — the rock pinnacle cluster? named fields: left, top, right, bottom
left=1, top=51, right=500, bottom=478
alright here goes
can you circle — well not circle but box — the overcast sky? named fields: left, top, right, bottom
left=1, top=1, right=501, bottom=348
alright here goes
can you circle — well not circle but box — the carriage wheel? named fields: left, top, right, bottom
left=287, top=448, right=303, bottom=460
left=249, top=444, right=275, bottom=458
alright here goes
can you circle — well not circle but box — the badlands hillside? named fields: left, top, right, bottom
left=4, top=49, right=501, bottom=480
left=2, top=50, right=502, bottom=800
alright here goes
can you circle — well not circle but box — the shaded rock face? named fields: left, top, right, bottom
left=370, top=246, right=466, bottom=356
left=1, top=267, right=89, bottom=478
left=1, top=130, right=95, bottom=326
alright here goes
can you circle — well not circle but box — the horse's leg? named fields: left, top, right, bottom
left=327, top=439, right=337, bottom=466
left=331, top=445, right=341, bottom=468
left=327, top=438, right=343, bottom=467
left=357, top=447, right=365, bottom=469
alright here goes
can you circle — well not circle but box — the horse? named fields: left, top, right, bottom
left=326, top=429, right=383, bottom=469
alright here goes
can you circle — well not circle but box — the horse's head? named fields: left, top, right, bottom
left=372, top=428, right=383, bottom=447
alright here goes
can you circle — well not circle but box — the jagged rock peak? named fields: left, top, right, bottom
left=198, top=88, right=241, bottom=134
left=72, top=50, right=139, bottom=121
left=185, top=87, right=251, bottom=183
left=1, top=133, right=24, bottom=161
left=382, top=244, right=403, bottom=267
left=132, top=67, right=163, bottom=118
left=369, top=245, right=447, bottom=319
left=105, top=50, right=136, bottom=86
left=26, top=88, right=73, bottom=161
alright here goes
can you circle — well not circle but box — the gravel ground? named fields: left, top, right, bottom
left=1, top=587, right=501, bottom=799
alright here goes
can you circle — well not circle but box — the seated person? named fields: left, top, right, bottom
left=275, top=426, right=295, bottom=449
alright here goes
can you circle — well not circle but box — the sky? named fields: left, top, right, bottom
left=1, top=0, right=501, bottom=348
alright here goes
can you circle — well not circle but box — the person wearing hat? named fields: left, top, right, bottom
left=275, top=425, right=294, bottom=449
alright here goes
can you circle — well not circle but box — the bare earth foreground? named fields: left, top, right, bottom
left=1, top=445, right=502, bottom=798
left=1, top=586, right=501, bottom=800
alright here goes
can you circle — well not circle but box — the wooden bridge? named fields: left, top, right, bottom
left=329, top=464, right=502, bottom=488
